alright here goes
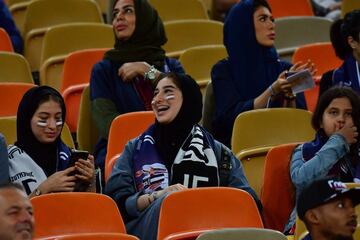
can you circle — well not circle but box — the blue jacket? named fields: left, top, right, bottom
left=0, top=0, right=23, bottom=53
left=211, top=0, right=307, bottom=147
left=105, top=128, right=260, bottom=240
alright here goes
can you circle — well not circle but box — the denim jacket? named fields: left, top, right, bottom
left=285, top=133, right=350, bottom=232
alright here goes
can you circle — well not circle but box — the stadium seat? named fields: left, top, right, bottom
left=148, top=0, right=209, bottom=22
left=275, top=17, right=332, bottom=61
left=0, top=28, right=14, bottom=52
left=0, top=52, right=33, bottom=84
left=23, top=0, right=103, bottom=71
left=105, top=111, right=155, bottom=180
left=31, top=192, right=126, bottom=239
left=231, top=108, right=314, bottom=195
left=163, top=20, right=223, bottom=58
left=157, top=187, right=263, bottom=240
left=39, top=23, right=113, bottom=90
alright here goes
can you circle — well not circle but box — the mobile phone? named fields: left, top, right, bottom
left=68, top=150, right=89, bottom=167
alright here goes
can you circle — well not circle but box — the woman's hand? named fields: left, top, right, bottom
left=336, top=121, right=358, bottom=145
left=271, top=71, right=292, bottom=95
left=75, top=154, right=95, bottom=185
left=39, top=167, right=77, bottom=193
left=290, top=60, right=317, bottom=76
left=118, top=62, right=151, bottom=82
left=157, top=183, right=188, bottom=197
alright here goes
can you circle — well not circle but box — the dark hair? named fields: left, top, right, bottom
left=253, top=0, right=272, bottom=12
left=0, top=182, right=25, bottom=192
left=331, top=10, right=360, bottom=60
left=312, top=87, right=360, bottom=132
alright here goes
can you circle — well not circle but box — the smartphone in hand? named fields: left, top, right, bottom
left=68, top=149, right=89, bottom=168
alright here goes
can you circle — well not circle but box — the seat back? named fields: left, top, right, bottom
left=0, top=28, right=14, bottom=52
left=55, top=233, right=139, bottom=240
left=77, top=85, right=99, bottom=154
left=292, top=42, right=342, bottom=113
left=261, top=143, right=298, bottom=231
left=0, top=52, right=33, bottom=84
left=163, top=20, right=223, bottom=58
left=23, top=0, right=103, bottom=71
left=231, top=108, right=314, bottom=196
left=202, top=81, right=215, bottom=134
left=157, top=187, right=263, bottom=240
left=31, top=192, right=126, bottom=239
left=0, top=83, right=35, bottom=117
left=231, top=108, right=314, bottom=155
left=196, top=228, right=287, bottom=240
left=61, top=48, right=108, bottom=133
left=267, top=0, right=313, bottom=18
left=61, top=48, right=109, bottom=93
left=179, top=45, right=226, bottom=91
left=148, top=0, right=209, bottom=22
left=304, top=84, right=320, bottom=113
left=341, top=0, right=360, bottom=17
left=275, top=17, right=332, bottom=61
left=0, top=116, right=74, bottom=148
left=8, top=0, right=30, bottom=7
left=9, top=1, right=30, bottom=35
left=105, top=111, right=155, bottom=180
left=292, top=42, right=342, bottom=77
left=62, top=84, right=88, bottom=133
left=39, top=23, right=113, bottom=90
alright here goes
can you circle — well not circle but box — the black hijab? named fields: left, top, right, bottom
left=154, top=73, right=203, bottom=168
left=15, top=86, right=66, bottom=176
left=104, top=0, right=167, bottom=69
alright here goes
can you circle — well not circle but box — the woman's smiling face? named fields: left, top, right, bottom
left=152, top=77, right=183, bottom=124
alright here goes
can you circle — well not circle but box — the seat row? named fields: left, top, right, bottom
left=27, top=160, right=360, bottom=240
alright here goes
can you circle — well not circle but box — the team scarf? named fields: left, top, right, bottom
left=133, top=124, right=219, bottom=193
left=333, top=55, right=360, bottom=95
left=302, top=131, right=360, bottom=182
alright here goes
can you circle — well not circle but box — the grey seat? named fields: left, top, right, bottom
left=196, top=228, right=288, bottom=240
left=275, top=16, right=333, bottom=61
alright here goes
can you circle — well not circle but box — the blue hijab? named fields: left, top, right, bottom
left=224, top=0, right=284, bottom=101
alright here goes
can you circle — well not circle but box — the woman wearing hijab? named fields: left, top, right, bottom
left=90, top=0, right=185, bottom=173
left=8, top=86, right=95, bottom=197
left=320, top=10, right=360, bottom=96
left=106, top=73, right=259, bottom=240
left=211, top=0, right=312, bottom=147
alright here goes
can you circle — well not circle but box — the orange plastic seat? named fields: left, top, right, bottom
left=106, top=153, right=121, bottom=181
left=267, top=0, right=313, bottom=18
left=292, top=42, right=342, bottom=78
left=61, top=48, right=109, bottom=93
left=0, top=83, right=35, bottom=117
left=105, top=111, right=155, bottom=181
left=0, top=28, right=14, bottom=52
left=304, top=84, right=320, bottom=113
left=260, top=143, right=299, bottom=232
left=54, top=233, right=139, bottom=240
left=157, top=187, right=263, bottom=240
left=60, top=49, right=108, bottom=132
left=292, top=43, right=342, bottom=112
left=62, top=83, right=88, bottom=133
left=31, top=192, right=126, bottom=239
